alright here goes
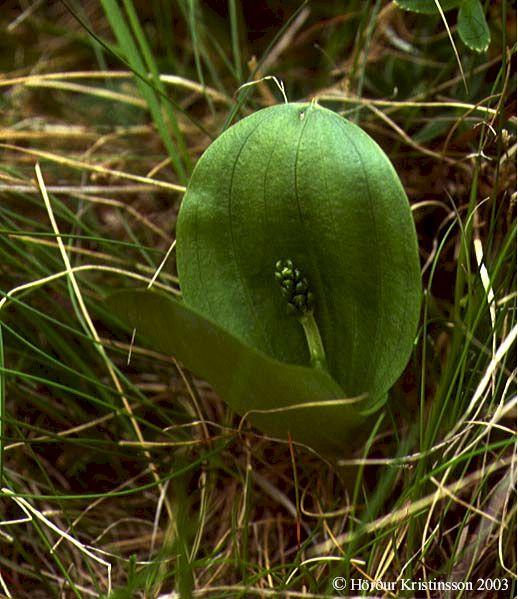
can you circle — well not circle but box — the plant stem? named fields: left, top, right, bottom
left=299, top=312, right=327, bottom=371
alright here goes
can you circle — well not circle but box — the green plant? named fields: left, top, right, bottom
left=109, top=101, right=421, bottom=457
left=394, top=0, right=491, bottom=53
left=1, top=1, right=514, bottom=595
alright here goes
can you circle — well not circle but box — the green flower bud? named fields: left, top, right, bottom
left=274, top=259, right=314, bottom=316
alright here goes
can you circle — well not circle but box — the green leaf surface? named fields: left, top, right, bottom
left=108, top=289, right=374, bottom=456
left=393, top=0, right=462, bottom=14
left=176, top=102, right=422, bottom=404
left=458, top=0, right=491, bottom=52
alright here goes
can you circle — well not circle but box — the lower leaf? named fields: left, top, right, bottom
left=107, top=289, right=380, bottom=456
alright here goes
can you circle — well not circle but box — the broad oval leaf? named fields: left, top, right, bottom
left=176, top=102, right=421, bottom=404
left=457, top=0, right=490, bottom=53
left=108, top=289, right=375, bottom=456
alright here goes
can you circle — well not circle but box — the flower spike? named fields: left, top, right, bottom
left=274, top=259, right=327, bottom=371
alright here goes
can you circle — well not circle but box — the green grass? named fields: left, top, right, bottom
left=0, top=1, right=516, bottom=597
